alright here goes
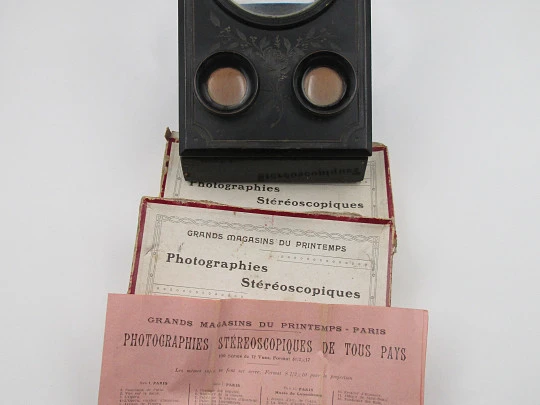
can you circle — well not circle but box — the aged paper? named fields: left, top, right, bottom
left=161, top=131, right=394, bottom=219
left=99, top=294, right=428, bottom=405
left=130, top=198, right=394, bottom=306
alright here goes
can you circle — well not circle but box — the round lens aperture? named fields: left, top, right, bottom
left=229, top=0, right=318, bottom=18
left=293, top=51, right=357, bottom=116
left=207, top=67, right=248, bottom=108
left=195, top=52, right=259, bottom=115
left=302, top=66, right=345, bottom=108
left=215, top=0, right=335, bottom=28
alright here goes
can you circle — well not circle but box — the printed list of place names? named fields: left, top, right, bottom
left=191, top=387, right=258, bottom=405
left=118, top=387, right=180, bottom=404
left=115, top=385, right=389, bottom=404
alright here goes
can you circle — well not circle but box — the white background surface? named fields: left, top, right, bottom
left=1, top=1, right=539, bottom=404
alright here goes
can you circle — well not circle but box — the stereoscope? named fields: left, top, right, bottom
left=179, top=0, right=372, bottom=182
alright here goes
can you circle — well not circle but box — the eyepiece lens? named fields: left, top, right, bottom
left=302, top=66, right=345, bottom=107
left=207, top=67, right=248, bottom=107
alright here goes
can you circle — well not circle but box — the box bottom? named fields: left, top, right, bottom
left=180, top=157, right=368, bottom=183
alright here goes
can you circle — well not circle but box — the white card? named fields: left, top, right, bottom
left=130, top=198, right=394, bottom=306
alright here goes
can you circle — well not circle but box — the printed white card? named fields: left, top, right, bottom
left=130, top=198, right=394, bottom=306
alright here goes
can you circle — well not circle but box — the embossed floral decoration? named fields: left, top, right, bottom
left=208, top=12, right=340, bottom=126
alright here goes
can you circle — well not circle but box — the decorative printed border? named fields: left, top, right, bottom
left=367, top=160, right=377, bottom=218
left=174, top=156, right=378, bottom=217
left=143, top=211, right=381, bottom=305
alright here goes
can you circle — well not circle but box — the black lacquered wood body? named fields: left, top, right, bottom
left=179, top=0, right=372, bottom=182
